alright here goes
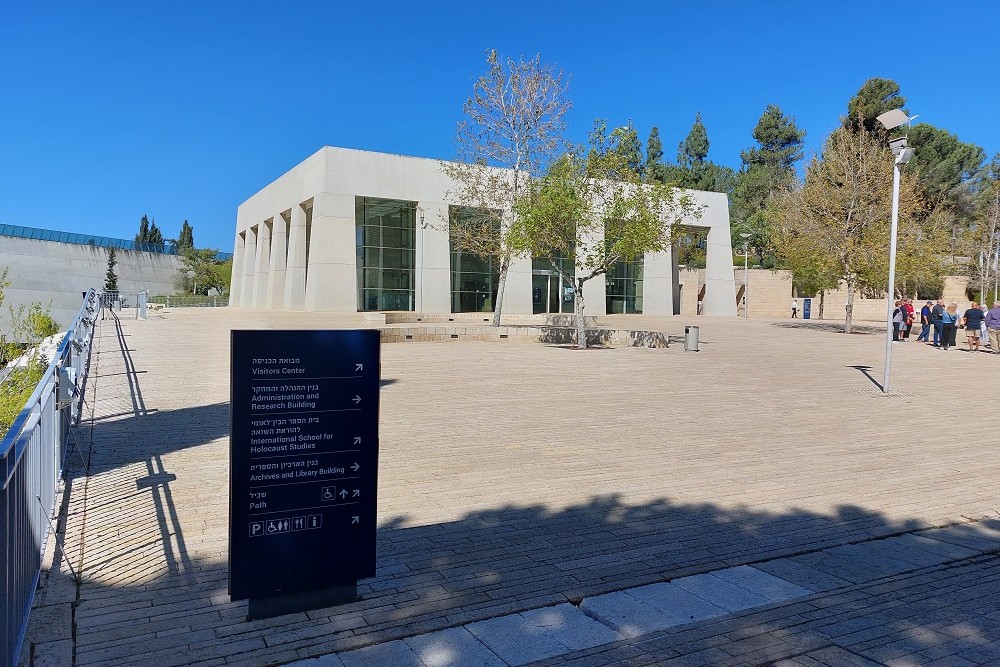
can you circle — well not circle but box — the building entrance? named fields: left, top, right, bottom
left=532, top=271, right=574, bottom=314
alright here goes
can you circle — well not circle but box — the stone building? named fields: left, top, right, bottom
left=230, top=147, right=737, bottom=318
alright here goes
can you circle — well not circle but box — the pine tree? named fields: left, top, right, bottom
left=104, top=248, right=119, bottom=292
left=844, top=78, right=906, bottom=134
left=613, top=122, right=644, bottom=176
left=178, top=220, right=195, bottom=250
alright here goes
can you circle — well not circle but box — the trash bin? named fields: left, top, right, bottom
left=684, top=325, right=700, bottom=352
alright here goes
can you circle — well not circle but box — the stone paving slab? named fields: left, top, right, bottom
left=466, top=604, right=622, bottom=666
left=18, top=309, right=1000, bottom=666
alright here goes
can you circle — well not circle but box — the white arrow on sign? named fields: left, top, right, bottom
left=352, top=395, right=361, bottom=404
left=340, top=489, right=349, bottom=499
left=352, top=516, right=359, bottom=524
left=356, top=363, right=363, bottom=372
left=352, top=489, right=360, bottom=498
left=351, top=462, right=360, bottom=472
left=353, top=436, right=361, bottom=445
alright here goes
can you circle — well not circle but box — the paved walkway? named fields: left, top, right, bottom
left=19, top=308, right=1000, bottom=666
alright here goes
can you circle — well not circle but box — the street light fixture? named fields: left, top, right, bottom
left=740, top=232, right=752, bottom=320
left=876, top=109, right=916, bottom=394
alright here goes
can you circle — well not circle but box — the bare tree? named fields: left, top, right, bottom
left=443, top=49, right=571, bottom=326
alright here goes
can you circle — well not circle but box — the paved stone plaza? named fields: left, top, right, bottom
left=20, top=309, right=1000, bottom=666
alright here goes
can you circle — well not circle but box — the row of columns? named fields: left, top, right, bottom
left=231, top=203, right=309, bottom=310
left=231, top=195, right=720, bottom=316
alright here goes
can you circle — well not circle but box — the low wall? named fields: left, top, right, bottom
left=379, top=324, right=670, bottom=347
left=0, top=236, right=182, bottom=329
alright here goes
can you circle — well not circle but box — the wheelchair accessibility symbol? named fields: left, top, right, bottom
left=321, top=486, right=337, bottom=502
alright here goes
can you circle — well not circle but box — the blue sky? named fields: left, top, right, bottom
left=1, top=2, right=997, bottom=252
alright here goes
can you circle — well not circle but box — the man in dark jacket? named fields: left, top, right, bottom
left=930, top=299, right=945, bottom=347
left=916, top=300, right=932, bottom=342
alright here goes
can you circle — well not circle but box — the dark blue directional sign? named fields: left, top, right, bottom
left=229, top=329, right=379, bottom=602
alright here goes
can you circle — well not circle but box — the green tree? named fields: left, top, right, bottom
left=178, top=220, right=195, bottom=251
left=175, top=249, right=231, bottom=295
left=613, top=121, right=644, bottom=177
left=731, top=105, right=806, bottom=262
left=135, top=214, right=151, bottom=246
left=444, top=48, right=572, bottom=327
left=512, top=121, right=698, bottom=348
left=844, top=77, right=906, bottom=134
left=645, top=127, right=666, bottom=183
left=770, top=125, right=923, bottom=333
left=104, top=248, right=119, bottom=292
left=147, top=221, right=164, bottom=251
left=664, top=114, right=737, bottom=196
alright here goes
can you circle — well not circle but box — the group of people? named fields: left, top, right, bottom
left=892, top=298, right=1000, bottom=352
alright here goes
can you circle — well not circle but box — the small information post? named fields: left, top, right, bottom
left=229, top=329, right=379, bottom=619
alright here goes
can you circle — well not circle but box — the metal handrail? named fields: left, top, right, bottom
left=1, top=288, right=98, bottom=667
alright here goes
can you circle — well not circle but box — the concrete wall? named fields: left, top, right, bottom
left=233, top=147, right=738, bottom=318
left=0, top=236, right=181, bottom=329
left=735, top=268, right=793, bottom=319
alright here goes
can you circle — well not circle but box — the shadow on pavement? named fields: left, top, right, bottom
left=771, top=320, right=883, bottom=335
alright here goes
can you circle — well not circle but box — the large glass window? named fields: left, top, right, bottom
left=449, top=206, right=500, bottom=312
left=356, top=197, right=416, bottom=311
left=606, top=257, right=644, bottom=314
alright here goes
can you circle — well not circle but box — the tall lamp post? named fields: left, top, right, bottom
left=876, top=109, right=916, bottom=395
left=740, top=232, right=751, bottom=319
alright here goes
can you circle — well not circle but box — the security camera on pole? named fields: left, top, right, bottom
left=876, top=108, right=916, bottom=395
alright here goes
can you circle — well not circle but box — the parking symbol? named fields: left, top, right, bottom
left=249, top=521, right=264, bottom=537
left=292, top=516, right=306, bottom=531
left=321, top=486, right=336, bottom=502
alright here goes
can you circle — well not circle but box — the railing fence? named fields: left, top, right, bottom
left=1, top=289, right=99, bottom=667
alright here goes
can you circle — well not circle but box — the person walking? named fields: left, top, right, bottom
left=963, top=301, right=985, bottom=352
left=985, top=301, right=1000, bottom=353
left=931, top=299, right=945, bottom=347
left=791, top=298, right=798, bottom=318
left=941, top=303, right=959, bottom=351
left=916, top=300, right=932, bottom=342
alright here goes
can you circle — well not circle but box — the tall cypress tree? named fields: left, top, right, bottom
left=645, top=127, right=665, bottom=182
left=104, top=248, right=119, bottom=292
left=178, top=220, right=194, bottom=250
left=135, top=214, right=151, bottom=247
left=147, top=221, right=164, bottom=251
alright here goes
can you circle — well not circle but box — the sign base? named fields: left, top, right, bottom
left=246, top=583, right=358, bottom=620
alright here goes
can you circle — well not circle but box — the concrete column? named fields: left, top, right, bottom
left=240, top=226, right=257, bottom=308
left=266, top=212, right=288, bottom=309
left=252, top=220, right=272, bottom=308
left=284, top=204, right=307, bottom=310
left=502, top=255, right=533, bottom=316
left=643, top=248, right=673, bottom=316
left=305, top=192, right=357, bottom=312
left=417, top=202, right=451, bottom=313
left=698, top=192, right=737, bottom=317
left=230, top=232, right=245, bottom=307
left=703, top=222, right=737, bottom=316
left=579, top=222, right=606, bottom=316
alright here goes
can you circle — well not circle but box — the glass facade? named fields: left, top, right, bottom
left=531, top=255, right=575, bottom=314
left=606, top=257, right=644, bottom=314
left=355, top=197, right=416, bottom=311
left=449, top=206, right=500, bottom=312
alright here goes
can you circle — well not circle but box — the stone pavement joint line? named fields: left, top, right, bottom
left=18, top=309, right=1000, bottom=666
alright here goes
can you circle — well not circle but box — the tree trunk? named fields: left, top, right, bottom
left=819, top=290, right=825, bottom=320
left=491, top=256, right=511, bottom=328
left=575, top=279, right=587, bottom=349
left=844, top=277, right=855, bottom=334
